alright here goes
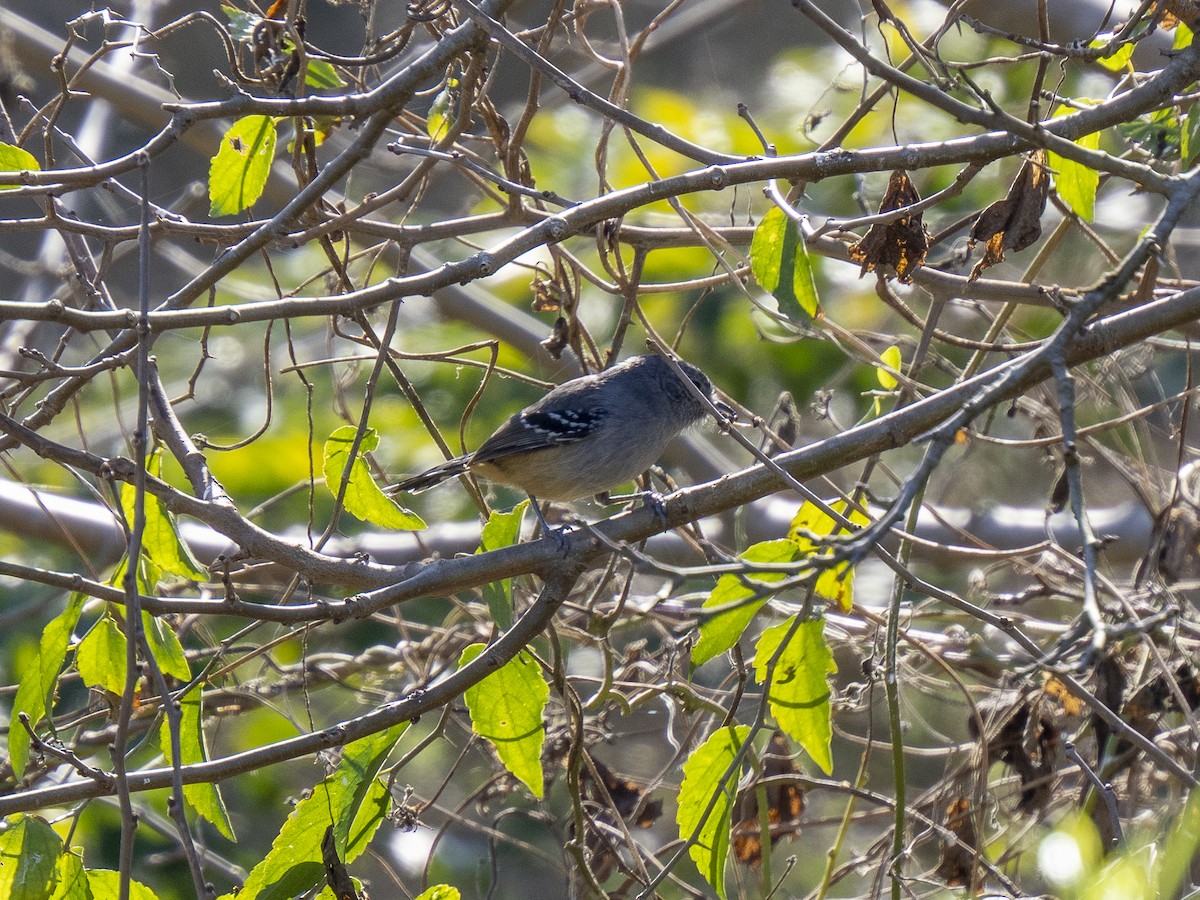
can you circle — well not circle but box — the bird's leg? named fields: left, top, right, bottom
left=595, top=469, right=668, bottom=525
left=528, top=496, right=573, bottom=552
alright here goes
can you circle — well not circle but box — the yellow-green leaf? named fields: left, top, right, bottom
left=288, top=116, right=339, bottom=154
left=220, top=4, right=259, bottom=42
left=48, top=851, right=89, bottom=900
left=78, top=869, right=158, bottom=900
left=120, top=452, right=207, bottom=582
left=161, top=685, right=235, bottom=841
left=460, top=643, right=548, bottom=798
left=677, top=725, right=749, bottom=900
left=222, top=723, right=407, bottom=900
left=1089, top=34, right=1134, bottom=72
left=876, top=345, right=902, bottom=390
left=1176, top=22, right=1196, bottom=51
left=0, top=814, right=62, bottom=900
left=141, top=611, right=191, bottom=681
left=1048, top=131, right=1101, bottom=221
left=692, top=539, right=800, bottom=668
left=750, top=207, right=820, bottom=321
left=323, top=425, right=425, bottom=531
left=0, top=143, right=40, bottom=191
left=1158, top=790, right=1200, bottom=900
left=75, top=614, right=127, bottom=695
left=9, top=594, right=84, bottom=778
left=478, top=501, right=527, bottom=631
left=754, top=617, right=836, bottom=774
left=1186, top=108, right=1200, bottom=166
left=426, top=78, right=458, bottom=142
left=305, top=60, right=345, bottom=90
left=108, top=549, right=191, bottom=681
left=209, top=115, right=278, bottom=216
left=415, top=887, right=461, bottom=900
left=788, top=500, right=870, bottom=612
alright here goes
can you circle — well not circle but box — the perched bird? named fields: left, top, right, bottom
left=387, top=354, right=721, bottom=512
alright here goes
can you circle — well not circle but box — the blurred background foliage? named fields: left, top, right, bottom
left=1, top=0, right=1194, bottom=896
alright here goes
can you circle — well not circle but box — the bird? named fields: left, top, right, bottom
left=386, top=354, right=722, bottom=519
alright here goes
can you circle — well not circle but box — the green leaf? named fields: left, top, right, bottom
left=1048, top=131, right=1101, bottom=221
left=1158, top=790, right=1200, bottom=900
left=287, top=116, right=340, bottom=154
left=876, top=345, right=901, bottom=390
left=0, top=143, right=40, bottom=191
left=677, top=725, right=749, bottom=900
left=426, top=78, right=458, bottom=142
left=81, top=870, right=157, bottom=900
left=692, top=539, right=800, bottom=668
left=9, top=594, right=84, bottom=778
left=330, top=726, right=406, bottom=856
left=1185, top=105, right=1200, bottom=166
left=120, top=452, right=207, bottom=582
left=753, top=617, right=836, bottom=774
left=316, top=882, right=366, bottom=900
left=788, top=500, right=870, bottom=612
left=1175, top=22, right=1195, bottom=51
left=75, top=614, right=127, bottom=695
left=161, top=685, right=235, bottom=841
left=323, top=426, right=426, bottom=531
left=459, top=644, right=548, bottom=798
left=209, top=115, right=278, bottom=216
left=224, top=723, right=407, bottom=900
left=415, top=887, right=461, bottom=900
left=304, top=59, right=345, bottom=90
left=141, top=611, right=190, bottom=681
left=750, top=206, right=820, bottom=321
left=47, top=851, right=89, bottom=900
left=1120, top=107, right=1182, bottom=160
left=1089, top=34, right=1134, bottom=71
left=220, top=5, right=260, bottom=42
left=345, top=774, right=391, bottom=861
left=478, top=501, right=528, bottom=631
left=103, top=554, right=189, bottom=681
left=0, top=815, right=62, bottom=900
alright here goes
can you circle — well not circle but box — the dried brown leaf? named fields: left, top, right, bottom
left=1154, top=0, right=1200, bottom=28
left=1043, top=674, right=1084, bottom=716
left=732, top=732, right=805, bottom=868
left=322, top=826, right=361, bottom=900
left=968, top=151, right=1050, bottom=280
left=576, top=759, right=662, bottom=882
left=971, top=700, right=1057, bottom=813
left=935, top=796, right=979, bottom=889
left=848, top=169, right=929, bottom=283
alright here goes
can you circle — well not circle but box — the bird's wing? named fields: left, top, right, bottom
left=470, top=407, right=609, bottom=463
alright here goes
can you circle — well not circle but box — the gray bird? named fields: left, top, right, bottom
left=387, top=354, right=721, bottom=508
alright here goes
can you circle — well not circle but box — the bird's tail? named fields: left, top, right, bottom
left=385, top=455, right=472, bottom=494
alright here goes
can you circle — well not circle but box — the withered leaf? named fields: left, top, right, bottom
left=848, top=169, right=929, bottom=283
left=575, top=759, right=662, bottom=882
left=732, top=731, right=805, bottom=868
left=1091, top=652, right=1126, bottom=760
left=540, top=315, right=570, bottom=359
left=971, top=700, right=1057, bottom=813
left=968, top=151, right=1050, bottom=280
left=591, top=758, right=662, bottom=827
left=1154, top=0, right=1200, bottom=28
left=935, top=796, right=979, bottom=890
left=322, top=826, right=361, bottom=900
left=1043, top=674, right=1084, bottom=717
left=531, top=272, right=564, bottom=312
left=1118, top=663, right=1200, bottom=749
left=1048, top=468, right=1070, bottom=515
